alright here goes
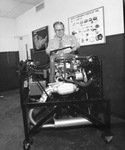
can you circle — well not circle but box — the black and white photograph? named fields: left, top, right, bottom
left=32, top=26, right=49, bottom=52
left=0, top=0, right=124, bottom=150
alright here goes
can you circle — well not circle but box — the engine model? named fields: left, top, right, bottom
left=39, top=53, right=93, bottom=103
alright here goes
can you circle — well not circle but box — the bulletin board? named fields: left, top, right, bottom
left=32, top=26, right=49, bottom=53
left=68, top=6, right=105, bottom=46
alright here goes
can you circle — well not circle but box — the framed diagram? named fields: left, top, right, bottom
left=68, top=6, right=105, bottom=46
left=32, top=26, right=49, bottom=53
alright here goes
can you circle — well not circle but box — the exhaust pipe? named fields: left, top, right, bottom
left=29, top=109, right=92, bottom=128
left=42, top=117, right=92, bottom=128
left=54, top=117, right=92, bottom=128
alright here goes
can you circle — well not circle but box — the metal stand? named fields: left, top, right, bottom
left=18, top=57, right=113, bottom=150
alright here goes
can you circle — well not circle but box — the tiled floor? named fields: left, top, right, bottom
left=0, top=89, right=125, bottom=150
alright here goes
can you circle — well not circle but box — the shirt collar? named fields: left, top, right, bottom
left=54, top=34, right=66, bottom=40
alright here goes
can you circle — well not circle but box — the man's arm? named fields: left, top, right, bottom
left=70, top=35, right=80, bottom=51
left=46, top=40, right=52, bottom=55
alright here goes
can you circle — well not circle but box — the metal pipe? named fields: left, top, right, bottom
left=42, top=117, right=92, bottom=128
left=54, top=117, right=92, bottom=128
left=42, top=124, right=55, bottom=128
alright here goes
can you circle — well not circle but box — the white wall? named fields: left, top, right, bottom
left=0, top=0, right=124, bottom=53
left=15, top=0, right=124, bottom=50
left=0, top=18, right=18, bottom=52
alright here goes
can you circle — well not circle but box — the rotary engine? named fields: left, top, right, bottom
left=54, top=56, right=88, bottom=82
left=39, top=54, right=93, bottom=103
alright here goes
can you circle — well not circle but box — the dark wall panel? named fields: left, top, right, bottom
left=78, top=34, right=125, bottom=119
left=0, top=51, right=19, bottom=92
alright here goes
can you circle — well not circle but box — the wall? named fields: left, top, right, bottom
left=15, top=0, right=124, bottom=49
left=14, top=0, right=125, bottom=119
left=0, top=18, right=19, bottom=91
left=0, top=18, right=18, bottom=52
left=0, top=0, right=124, bottom=52
left=0, top=51, right=19, bottom=92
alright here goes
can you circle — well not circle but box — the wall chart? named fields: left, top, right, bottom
left=68, top=7, right=105, bottom=46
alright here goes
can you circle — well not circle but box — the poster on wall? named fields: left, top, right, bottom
left=68, top=6, right=105, bottom=46
left=32, top=26, right=49, bottom=52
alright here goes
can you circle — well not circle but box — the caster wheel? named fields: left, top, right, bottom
left=23, top=143, right=31, bottom=150
left=23, top=139, right=33, bottom=150
left=102, top=132, right=114, bottom=143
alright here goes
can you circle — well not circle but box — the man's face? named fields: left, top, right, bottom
left=54, top=24, right=64, bottom=38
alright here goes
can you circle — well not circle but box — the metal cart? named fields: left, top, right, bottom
left=18, top=53, right=113, bottom=150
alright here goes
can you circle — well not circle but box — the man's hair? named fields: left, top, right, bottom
left=53, top=21, right=65, bottom=29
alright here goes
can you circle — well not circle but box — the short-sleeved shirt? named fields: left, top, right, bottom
left=46, top=34, right=80, bottom=55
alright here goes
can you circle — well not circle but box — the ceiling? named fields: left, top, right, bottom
left=0, top=0, right=44, bottom=18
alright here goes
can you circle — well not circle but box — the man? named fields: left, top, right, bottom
left=46, top=21, right=80, bottom=55
left=46, top=21, right=80, bottom=82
